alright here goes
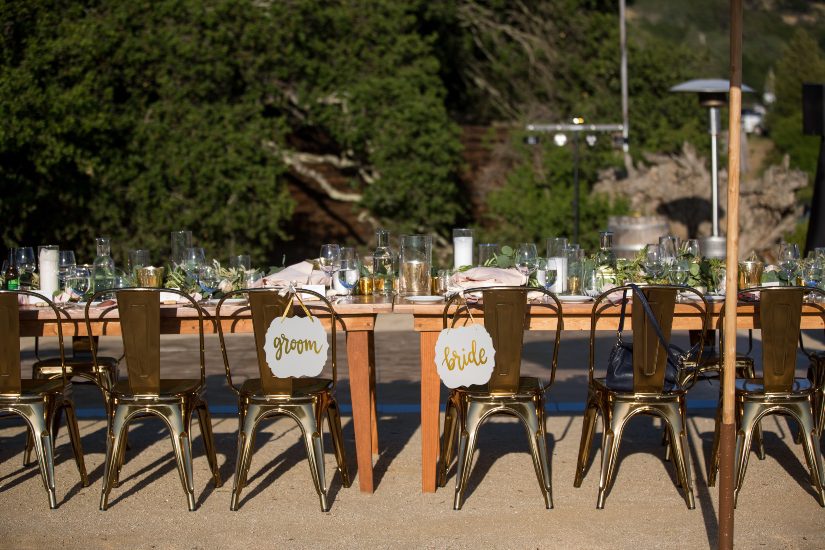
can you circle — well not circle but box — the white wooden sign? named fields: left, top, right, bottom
left=434, top=324, right=496, bottom=388
left=263, top=316, right=329, bottom=378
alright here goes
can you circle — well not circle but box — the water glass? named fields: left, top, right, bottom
left=659, top=235, right=678, bottom=265
left=58, top=250, right=76, bottom=290
left=802, top=259, right=823, bottom=289
left=778, top=242, right=800, bottom=285
left=230, top=255, right=251, bottom=271
left=515, top=243, right=538, bottom=279
left=477, top=243, right=500, bottom=266
left=682, top=239, right=700, bottom=259
left=546, top=237, right=568, bottom=259
left=65, top=265, right=92, bottom=300
left=644, top=248, right=664, bottom=280
left=170, top=230, right=192, bottom=266
left=668, top=259, right=690, bottom=286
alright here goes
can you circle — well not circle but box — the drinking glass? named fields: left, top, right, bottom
left=477, top=243, right=500, bottom=266
left=65, top=265, right=91, bottom=301
left=544, top=260, right=558, bottom=291
left=16, top=246, right=35, bottom=273
left=199, top=264, right=220, bottom=296
left=546, top=237, right=568, bottom=259
left=565, top=247, right=585, bottom=295
left=336, top=258, right=359, bottom=298
left=245, top=269, right=262, bottom=289
left=515, top=243, right=538, bottom=279
left=682, top=239, right=700, bottom=259
left=668, top=259, right=690, bottom=286
left=230, top=255, right=251, bottom=271
left=319, top=244, right=341, bottom=291
left=644, top=248, right=664, bottom=280
left=128, top=249, right=150, bottom=285
left=170, top=230, right=192, bottom=266
left=802, top=259, right=823, bottom=289
left=659, top=236, right=678, bottom=266
left=183, top=247, right=206, bottom=276
left=58, top=250, right=77, bottom=290
left=778, top=242, right=800, bottom=286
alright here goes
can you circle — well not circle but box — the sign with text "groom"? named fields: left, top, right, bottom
left=263, top=316, right=329, bottom=378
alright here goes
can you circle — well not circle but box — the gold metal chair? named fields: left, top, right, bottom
left=436, top=286, right=562, bottom=510
left=799, top=333, right=825, bottom=437
left=215, top=288, right=350, bottom=511
left=87, top=287, right=222, bottom=511
left=573, top=284, right=709, bottom=509
left=23, top=335, right=122, bottom=466
left=708, top=286, right=825, bottom=507
left=0, top=290, right=88, bottom=508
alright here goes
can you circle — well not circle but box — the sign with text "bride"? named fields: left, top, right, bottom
left=263, top=316, right=329, bottom=378
left=435, top=324, right=496, bottom=388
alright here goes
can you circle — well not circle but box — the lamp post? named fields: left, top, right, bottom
left=526, top=121, right=624, bottom=244
left=670, top=79, right=753, bottom=259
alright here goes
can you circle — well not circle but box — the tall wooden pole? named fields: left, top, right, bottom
left=719, top=0, right=743, bottom=547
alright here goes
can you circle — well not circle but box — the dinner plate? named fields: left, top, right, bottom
left=405, top=295, right=445, bottom=303
left=704, top=294, right=726, bottom=302
left=205, top=298, right=247, bottom=306
left=557, top=295, right=593, bottom=303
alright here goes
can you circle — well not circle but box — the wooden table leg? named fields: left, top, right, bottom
left=420, top=330, right=440, bottom=493
left=347, top=330, right=374, bottom=493
left=368, top=331, right=379, bottom=455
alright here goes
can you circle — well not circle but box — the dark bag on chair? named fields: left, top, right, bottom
left=605, top=285, right=684, bottom=392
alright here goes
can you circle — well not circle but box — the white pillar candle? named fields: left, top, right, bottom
left=39, top=247, right=59, bottom=298
left=548, top=256, right=567, bottom=294
left=453, top=236, right=473, bottom=270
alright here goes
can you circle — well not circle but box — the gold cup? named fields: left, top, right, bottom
left=737, top=261, right=763, bottom=290
left=137, top=266, right=165, bottom=288
left=567, top=275, right=581, bottom=295
left=358, top=276, right=374, bottom=295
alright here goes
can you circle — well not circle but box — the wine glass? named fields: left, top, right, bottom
left=644, top=248, right=664, bottom=280
left=778, top=242, right=800, bottom=286
left=668, top=259, right=690, bottom=286
left=319, top=244, right=341, bottom=291
left=658, top=236, right=678, bottom=266
left=65, top=265, right=91, bottom=301
left=58, top=250, right=77, bottom=290
left=183, top=247, right=206, bottom=281
left=230, top=255, right=251, bottom=271
left=515, top=243, right=538, bottom=279
left=199, top=264, right=220, bottom=297
left=682, top=239, right=700, bottom=259
left=802, top=258, right=823, bottom=289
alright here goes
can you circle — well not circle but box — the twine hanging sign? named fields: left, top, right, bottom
left=263, top=293, right=329, bottom=378
left=435, top=323, right=496, bottom=388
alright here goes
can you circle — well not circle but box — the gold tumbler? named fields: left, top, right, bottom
left=137, top=266, right=165, bottom=288
left=737, top=261, right=763, bottom=290
left=358, top=276, right=374, bottom=295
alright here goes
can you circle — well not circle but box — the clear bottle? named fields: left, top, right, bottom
left=92, top=237, right=116, bottom=293
left=595, top=231, right=617, bottom=288
left=4, top=248, right=20, bottom=290
left=372, top=229, right=394, bottom=296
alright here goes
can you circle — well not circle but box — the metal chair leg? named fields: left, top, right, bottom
left=297, top=403, right=329, bottom=512
left=59, top=399, right=89, bottom=486
left=166, top=405, right=196, bottom=511
left=514, top=401, right=553, bottom=509
left=597, top=407, right=625, bottom=509
left=438, top=394, right=459, bottom=487
left=326, top=398, right=351, bottom=487
left=791, top=402, right=825, bottom=507
left=453, top=401, right=482, bottom=510
left=230, top=403, right=257, bottom=511
left=574, top=399, right=599, bottom=488
left=195, top=401, right=222, bottom=488
left=664, top=401, right=695, bottom=509
left=733, top=403, right=759, bottom=507
left=100, top=405, right=128, bottom=510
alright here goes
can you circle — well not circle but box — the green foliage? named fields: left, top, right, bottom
left=483, top=135, right=629, bottom=251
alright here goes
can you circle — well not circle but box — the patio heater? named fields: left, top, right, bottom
left=670, top=79, right=753, bottom=259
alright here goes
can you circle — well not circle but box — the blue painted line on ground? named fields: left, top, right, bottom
left=73, top=399, right=718, bottom=419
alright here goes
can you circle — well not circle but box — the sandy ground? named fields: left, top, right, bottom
left=1, top=316, right=824, bottom=549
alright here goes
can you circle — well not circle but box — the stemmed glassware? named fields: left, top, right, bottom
left=336, top=249, right=359, bottom=299
left=682, top=239, right=700, bottom=259
left=515, top=243, right=538, bottom=282
left=644, top=248, right=664, bottom=281
left=658, top=236, right=678, bottom=266
left=230, top=255, right=251, bottom=271
left=778, top=242, right=800, bottom=286
left=668, top=259, right=690, bottom=286
left=65, top=265, right=91, bottom=301
left=319, top=244, right=341, bottom=292
left=802, top=258, right=823, bottom=289
left=16, top=247, right=35, bottom=289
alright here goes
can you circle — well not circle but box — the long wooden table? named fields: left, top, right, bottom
left=393, top=297, right=825, bottom=493
left=17, top=296, right=393, bottom=494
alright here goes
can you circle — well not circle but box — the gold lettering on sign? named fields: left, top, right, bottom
left=273, top=333, right=323, bottom=361
left=441, top=340, right=488, bottom=371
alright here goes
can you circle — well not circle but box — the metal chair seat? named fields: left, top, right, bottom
left=456, top=375, right=544, bottom=398
left=239, top=377, right=332, bottom=400
left=735, top=377, right=812, bottom=395
left=111, top=378, right=203, bottom=399
left=8, top=378, right=66, bottom=397
left=591, top=377, right=686, bottom=399
left=34, top=355, right=119, bottom=378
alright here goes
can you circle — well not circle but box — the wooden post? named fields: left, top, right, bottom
left=719, top=0, right=743, bottom=547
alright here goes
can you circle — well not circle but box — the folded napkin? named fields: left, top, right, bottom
left=263, top=261, right=331, bottom=287
left=450, top=267, right=527, bottom=291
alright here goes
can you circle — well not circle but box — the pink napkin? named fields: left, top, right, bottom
left=263, top=261, right=330, bottom=287
left=450, top=267, right=527, bottom=290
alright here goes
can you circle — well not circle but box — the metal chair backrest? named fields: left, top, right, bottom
left=216, top=288, right=338, bottom=397
left=631, top=286, right=677, bottom=393
left=85, top=287, right=205, bottom=396
left=591, top=284, right=708, bottom=393
left=0, top=290, right=65, bottom=395
left=443, top=286, right=562, bottom=394
left=747, top=286, right=816, bottom=393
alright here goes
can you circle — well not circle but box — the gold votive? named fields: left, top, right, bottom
left=137, top=266, right=165, bottom=288
left=567, top=275, right=581, bottom=295
left=358, top=276, right=374, bottom=295
left=737, top=261, right=763, bottom=290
